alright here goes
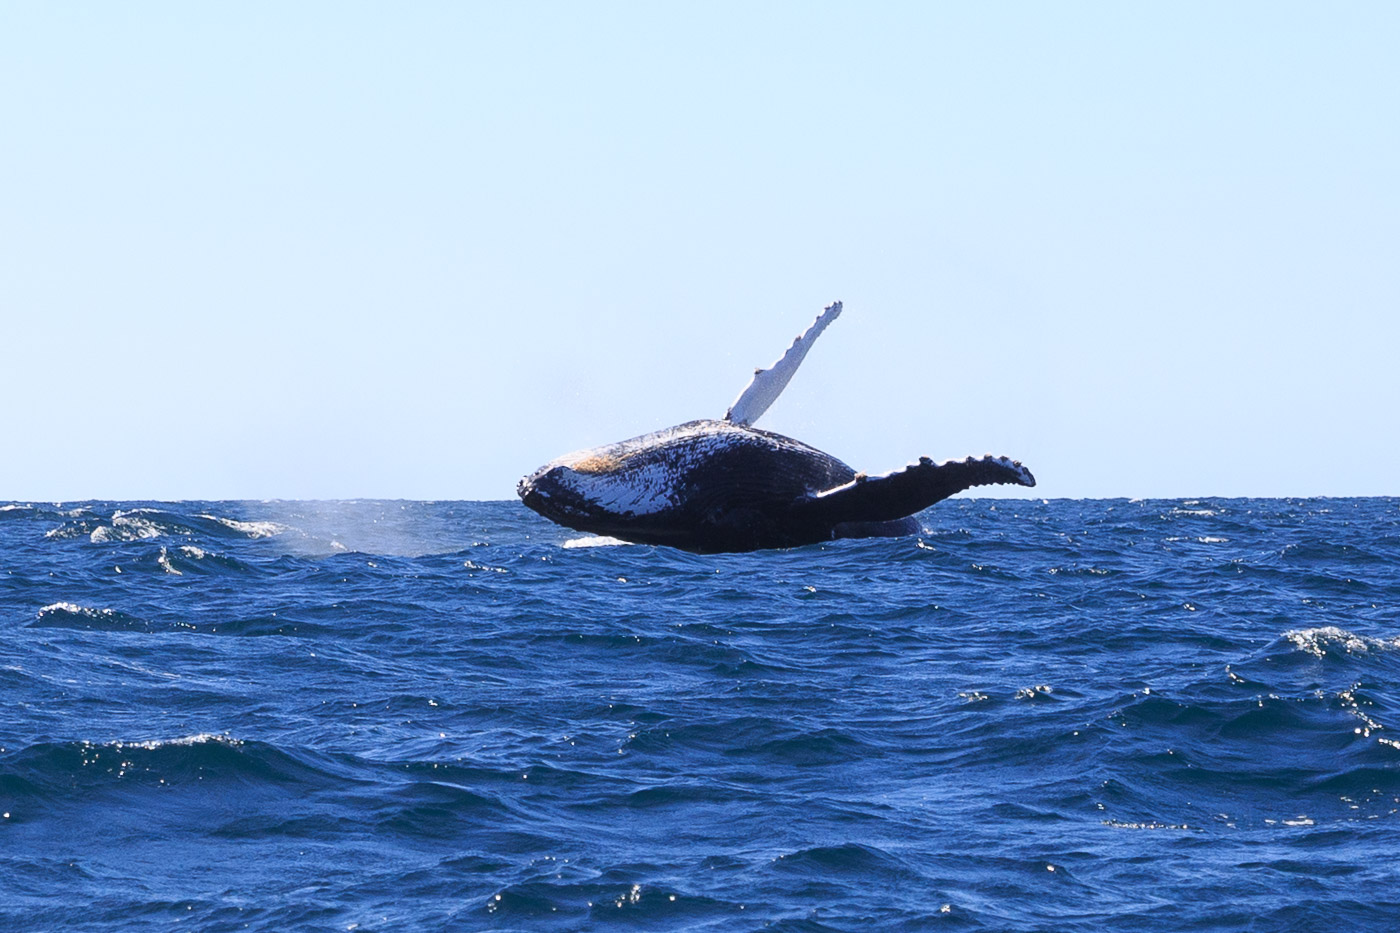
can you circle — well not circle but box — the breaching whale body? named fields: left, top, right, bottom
left=517, top=302, right=1035, bottom=553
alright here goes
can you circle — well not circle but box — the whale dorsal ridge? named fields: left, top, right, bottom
left=723, top=300, right=842, bottom=427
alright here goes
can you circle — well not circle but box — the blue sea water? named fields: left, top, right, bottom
left=2, top=497, right=1399, bottom=931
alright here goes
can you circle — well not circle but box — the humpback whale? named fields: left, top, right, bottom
left=517, top=302, right=1035, bottom=553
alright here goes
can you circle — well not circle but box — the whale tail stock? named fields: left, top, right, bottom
left=791, top=455, right=1036, bottom=528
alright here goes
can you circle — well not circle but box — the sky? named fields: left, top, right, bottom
left=2, top=2, right=1396, bottom=501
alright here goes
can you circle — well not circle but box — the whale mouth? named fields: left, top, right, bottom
left=517, top=471, right=556, bottom=516
left=518, top=467, right=596, bottom=525
left=517, top=480, right=547, bottom=513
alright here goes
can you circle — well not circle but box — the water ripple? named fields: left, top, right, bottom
left=2, top=497, right=1399, bottom=931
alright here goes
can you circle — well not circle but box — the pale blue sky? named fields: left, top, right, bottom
left=3, top=3, right=1396, bottom=500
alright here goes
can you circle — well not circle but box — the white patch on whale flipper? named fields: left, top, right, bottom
left=724, top=300, right=842, bottom=427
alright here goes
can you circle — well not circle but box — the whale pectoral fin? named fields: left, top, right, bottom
left=791, top=455, right=1036, bottom=526
left=724, top=300, right=842, bottom=427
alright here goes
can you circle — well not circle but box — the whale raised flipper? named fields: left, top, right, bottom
left=791, top=455, right=1036, bottom=527
left=724, top=300, right=842, bottom=427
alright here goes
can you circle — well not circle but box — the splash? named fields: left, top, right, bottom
left=562, top=536, right=631, bottom=549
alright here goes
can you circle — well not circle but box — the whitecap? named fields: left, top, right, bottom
left=1284, top=626, right=1400, bottom=658
left=116, top=733, right=240, bottom=751
left=157, top=547, right=182, bottom=575
left=197, top=514, right=288, bottom=538
left=37, top=602, right=118, bottom=621
left=90, top=511, right=164, bottom=543
left=463, top=560, right=508, bottom=573
left=1101, top=819, right=1192, bottom=830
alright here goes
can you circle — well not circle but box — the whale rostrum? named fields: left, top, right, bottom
left=518, top=302, right=1035, bottom=553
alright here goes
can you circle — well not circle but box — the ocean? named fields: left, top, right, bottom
left=1, top=497, right=1397, bottom=931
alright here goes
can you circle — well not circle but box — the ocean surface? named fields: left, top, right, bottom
left=2, top=497, right=1398, bottom=932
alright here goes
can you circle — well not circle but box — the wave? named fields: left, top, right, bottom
left=31, top=602, right=165, bottom=633
left=29, top=602, right=331, bottom=638
left=1278, top=540, right=1388, bottom=565
left=1100, top=674, right=1400, bottom=821
left=483, top=879, right=734, bottom=927
left=1283, top=626, right=1400, bottom=658
left=768, top=841, right=916, bottom=876
left=154, top=544, right=259, bottom=576
left=6, top=497, right=1400, bottom=931
left=193, top=514, right=289, bottom=539
left=41, top=508, right=288, bottom=545
left=0, top=735, right=346, bottom=801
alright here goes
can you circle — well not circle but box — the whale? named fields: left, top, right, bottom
left=517, top=302, right=1035, bottom=553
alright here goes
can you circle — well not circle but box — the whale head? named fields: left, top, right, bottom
left=516, top=461, right=605, bottom=528
left=517, top=443, right=686, bottom=538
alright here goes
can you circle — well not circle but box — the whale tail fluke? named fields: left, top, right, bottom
left=792, top=455, right=1036, bottom=527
